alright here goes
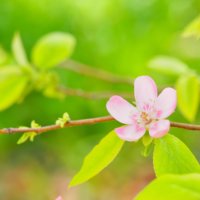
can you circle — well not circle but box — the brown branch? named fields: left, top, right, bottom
left=59, top=60, right=170, bottom=91
left=0, top=116, right=114, bottom=135
left=58, top=86, right=133, bottom=99
left=1, top=115, right=200, bottom=135
left=170, top=121, right=200, bottom=131
left=59, top=60, right=133, bottom=85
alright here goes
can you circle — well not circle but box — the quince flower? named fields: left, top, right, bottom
left=106, top=76, right=177, bottom=141
left=55, top=196, right=63, bottom=200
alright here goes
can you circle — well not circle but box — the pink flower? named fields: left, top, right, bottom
left=106, top=76, right=177, bottom=141
left=55, top=196, right=63, bottom=200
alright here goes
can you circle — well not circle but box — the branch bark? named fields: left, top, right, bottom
left=0, top=115, right=200, bottom=135
left=59, top=60, right=133, bottom=85
left=58, top=86, right=133, bottom=99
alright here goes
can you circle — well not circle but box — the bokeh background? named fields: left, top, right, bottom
left=0, top=0, right=200, bottom=199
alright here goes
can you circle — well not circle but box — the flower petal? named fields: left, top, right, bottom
left=115, top=124, right=146, bottom=141
left=155, top=88, right=177, bottom=119
left=149, top=120, right=170, bottom=138
left=106, top=95, right=139, bottom=124
left=134, top=76, right=157, bottom=110
left=55, top=196, right=63, bottom=200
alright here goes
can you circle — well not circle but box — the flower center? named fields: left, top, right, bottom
left=140, top=112, right=152, bottom=125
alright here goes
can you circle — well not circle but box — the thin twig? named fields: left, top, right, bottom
left=0, top=116, right=200, bottom=135
left=0, top=116, right=114, bottom=135
left=59, top=60, right=133, bottom=85
left=170, top=121, right=200, bottom=131
left=58, top=86, right=133, bottom=99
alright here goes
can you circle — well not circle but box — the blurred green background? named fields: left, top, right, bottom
left=0, top=0, right=200, bottom=199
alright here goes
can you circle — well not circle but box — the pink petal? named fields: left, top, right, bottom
left=149, top=120, right=170, bottom=138
left=106, top=95, right=139, bottom=124
left=155, top=88, right=177, bottom=119
left=134, top=76, right=157, bottom=110
left=55, top=196, right=63, bottom=200
left=115, top=124, right=146, bottom=141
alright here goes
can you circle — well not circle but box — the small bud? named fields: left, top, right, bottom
left=56, top=112, right=70, bottom=128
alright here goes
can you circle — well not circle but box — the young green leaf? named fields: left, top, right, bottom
left=148, top=56, right=189, bottom=76
left=17, top=131, right=37, bottom=144
left=17, top=121, right=40, bottom=144
left=31, top=120, right=41, bottom=128
left=69, top=131, right=124, bottom=187
left=135, top=174, right=200, bottom=200
left=12, top=32, right=29, bottom=65
left=56, top=112, right=70, bottom=128
left=176, top=74, right=199, bottom=122
left=153, top=134, right=200, bottom=177
left=183, top=16, right=200, bottom=39
left=31, top=32, right=76, bottom=69
left=0, top=66, right=28, bottom=111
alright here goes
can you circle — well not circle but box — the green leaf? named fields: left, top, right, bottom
left=35, top=72, right=64, bottom=99
left=0, top=46, right=9, bottom=65
left=31, top=32, right=76, bottom=69
left=183, top=16, right=200, bottom=39
left=135, top=174, right=200, bottom=200
left=12, top=32, right=29, bottom=65
left=148, top=56, right=189, bottom=76
left=176, top=74, right=199, bottom=122
left=30, top=120, right=41, bottom=128
left=17, top=120, right=40, bottom=144
left=56, top=112, right=70, bottom=128
left=69, top=131, right=124, bottom=187
left=153, top=134, right=200, bottom=177
left=17, top=131, right=37, bottom=144
left=0, top=66, right=28, bottom=111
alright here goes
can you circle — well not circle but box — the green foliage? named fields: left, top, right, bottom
left=35, top=72, right=63, bottom=99
left=17, top=120, right=41, bottom=144
left=0, top=31, right=77, bottom=111
left=31, top=32, right=76, bottom=69
left=176, top=74, right=200, bottom=122
left=135, top=174, right=200, bottom=200
left=153, top=134, right=200, bottom=177
left=12, top=32, right=29, bottom=65
left=148, top=56, right=189, bottom=76
left=17, top=131, right=37, bottom=144
left=142, top=134, right=153, bottom=147
left=142, top=134, right=153, bottom=157
left=55, top=112, right=70, bottom=128
left=0, top=66, right=28, bottom=111
left=183, top=16, right=200, bottom=39
left=69, top=131, right=124, bottom=187
left=0, top=46, right=9, bottom=65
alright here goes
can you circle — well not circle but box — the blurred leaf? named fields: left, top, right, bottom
left=183, top=16, right=200, bottom=39
left=35, top=71, right=64, bottom=99
left=12, top=32, right=29, bottom=65
left=135, top=174, right=200, bottom=200
left=31, top=32, right=76, bottom=69
left=69, top=130, right=124, bottom=187
left=0, top=66, right=28, bottom=111
left=56, top=112, right=70, bottom=128
left=176, top=74, right=199, bottom=122
left=0, top=46, right=9, bottom=65
left=148, top=56, right=189, bottom=76
left=153, top=134, right=200, bottom=177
